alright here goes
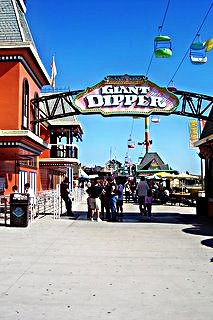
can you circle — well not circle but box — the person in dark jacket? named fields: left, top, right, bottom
left=87, top=178, right=103, bottom=222
left=60, top=177, right=73, bottom=216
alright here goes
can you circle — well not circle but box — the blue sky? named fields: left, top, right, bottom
left=26, top=0, right=213, bottom=174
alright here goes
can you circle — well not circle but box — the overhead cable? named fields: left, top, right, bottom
left=167, top=1, right=213, bottom=86
left=145, top=0, right=171, bottom=77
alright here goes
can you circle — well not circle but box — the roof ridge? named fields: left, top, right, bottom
left=0, top=0, right=36, bottom=48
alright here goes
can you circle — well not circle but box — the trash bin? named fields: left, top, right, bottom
left=196, top=191, right=208, bottom=216
left=10, top=193, right=29, bottom=227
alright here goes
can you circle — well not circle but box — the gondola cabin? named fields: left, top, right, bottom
left=190, top=42, right=207, bottom=64
left=167, top=86, right=177, bottom=92
left=128, top=139, right=135, bottom=149
left=151, top=116, right=160, bottom=123
left=154, top=35, right=172, bottom=58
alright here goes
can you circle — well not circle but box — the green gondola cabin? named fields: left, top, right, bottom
left=154, top=35, right=172, bottom=58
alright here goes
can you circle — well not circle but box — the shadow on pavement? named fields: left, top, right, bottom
left=182, top=216, right=213, bottom=237
left=75, top=209, right=198, bottom=225
left=201, top=238, right=213, bottom=249
left=182, top=216, right=213, bottom=251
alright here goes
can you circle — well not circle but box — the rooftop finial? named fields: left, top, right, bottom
left=17, top=0, right=27, bottom=13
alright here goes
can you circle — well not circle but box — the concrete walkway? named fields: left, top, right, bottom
left=0, top=199, right=212, bottom=320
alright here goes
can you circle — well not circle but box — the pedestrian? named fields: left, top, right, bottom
left=99, top=179, right=106, bottom=220
left=12, top=185, right=19, bottom=199
left=136, top=177, right=149, bottom=214
left=88, top=178, right=103, bottom=222
left=125, top=181, right=131, bottom=203
left=24, top=183, right=36, bottom=205
left=103, top=179, right=111, bottom=221
left=86, top=180, right=91, bottom=188
left=145, top=189, right=153, bottom=220
left=106, top=177, right=118, bottom=222
left=12, top=185, right=18, bottom=193
left=25, top=183, right=36, bottom=218
left=60, top=177, right=73, bottom=216
left=86, top=187, right=92, bottom=220
left=161, top=188, right=170, bottom=204
left=116, top=180, right=124, bottom=220
left=131, top=181, right=137, bottom=203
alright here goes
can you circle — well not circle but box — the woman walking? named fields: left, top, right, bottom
left=145, top=189, right=153, bottom=220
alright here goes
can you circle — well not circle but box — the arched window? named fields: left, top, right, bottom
left=22, top=79, right=29, bottom=129
left=32, top=92, right=40, bottom=136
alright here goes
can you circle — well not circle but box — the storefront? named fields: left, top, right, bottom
left=194, top=110, right=213, bottom=217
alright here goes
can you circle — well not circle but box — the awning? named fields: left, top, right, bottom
left=79, top=169, right=89, bottom=179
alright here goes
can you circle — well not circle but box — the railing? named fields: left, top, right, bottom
left=36, top=186, right=83, bottom=219
left=0, top=187, right=85, bottom=225
left=0, top=195, right=10, bottom=225
left=50, top=144, right=78, bottom=159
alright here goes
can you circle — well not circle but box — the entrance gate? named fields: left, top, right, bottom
left=30, top=75, right=213, bottom=217
left=31, top=75, right=213, bottom=123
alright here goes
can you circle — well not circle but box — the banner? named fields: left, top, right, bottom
left=189, top=120, right=199, bottom=150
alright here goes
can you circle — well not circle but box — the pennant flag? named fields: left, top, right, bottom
left=204, top=38, right=213, bottom=52
left=50, top=56, right=57, bottom=88
left=189, top=119, right=199, bottom=150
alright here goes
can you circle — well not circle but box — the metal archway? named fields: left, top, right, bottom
left=31, top=85, right=213, bottom=123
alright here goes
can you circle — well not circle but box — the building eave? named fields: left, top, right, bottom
left=194, top=134, right=213, bottom=147
left=39, top=158, right=80, bottom=167
left=0, top=130, right=50, bottom=149
left=0, top=43, right=50, bottom=85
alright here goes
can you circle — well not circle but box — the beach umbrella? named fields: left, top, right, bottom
left=175, top=173, right=199, bottom=180
left=146, top=174, right=161, bottom=180
left=156, top=172, right=175, bottom=179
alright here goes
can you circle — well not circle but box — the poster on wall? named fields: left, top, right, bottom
left=0, top=177, right=5, bottom=193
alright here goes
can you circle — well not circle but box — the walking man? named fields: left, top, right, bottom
left=60, top=177, right=73, bottom=216
left=136, top=177, right=149, bottom=214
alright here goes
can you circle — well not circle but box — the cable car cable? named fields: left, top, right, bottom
left=146, top=52, right=154, bottom=77
left=146, top=0, right=171, bottom=77
left=167, top=1, right=213, bottom=86
left=129, top=118, right=135, bottom=137
left=159, top=0, right=171, bottom=33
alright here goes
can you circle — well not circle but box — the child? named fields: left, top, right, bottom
left=145, top=189, right=153, bottom=220
left=116, top=180, right=124, bottom=220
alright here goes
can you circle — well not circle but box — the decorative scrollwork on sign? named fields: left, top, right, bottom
left=105, top=75, right=148, bottom=82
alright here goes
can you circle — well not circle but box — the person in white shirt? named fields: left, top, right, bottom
left=12, top=185, right=20, bottom=199
left=136, top=177, right=149, bottom=214
left=24, top=183, right=36, bottom=205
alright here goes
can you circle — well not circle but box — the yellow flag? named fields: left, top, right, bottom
left=50, top=56, right=57, bottom=88
left=204, top=38, right=213, bottom=52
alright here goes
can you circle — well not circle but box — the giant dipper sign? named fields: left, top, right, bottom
left=74, top=75, right=179, bottom=117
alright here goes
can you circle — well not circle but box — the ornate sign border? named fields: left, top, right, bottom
left=74, top=75, right=179, bottom=117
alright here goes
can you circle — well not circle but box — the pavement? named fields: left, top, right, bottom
left=0, top=197, right=213, bottom=320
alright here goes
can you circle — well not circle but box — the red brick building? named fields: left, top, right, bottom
left=0, top=0, right=83, bottom=195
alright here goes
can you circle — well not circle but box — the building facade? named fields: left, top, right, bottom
left=195, top=112, right=213, bottom=217
left=0, top=0, right=83, bottom=195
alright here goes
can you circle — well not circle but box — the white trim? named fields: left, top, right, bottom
left=194, top=134, right=213, bottom=147
left=0, top=130, right=50, bottom=149
left=16, top=0, right=27, bottom=13
left=49, top=143, right=79, bottom=149
left=0, top=44, right=50, bottom=84
left=39, top=158, right=80, bottom=164
left=12, top=0, right=25, bottom=41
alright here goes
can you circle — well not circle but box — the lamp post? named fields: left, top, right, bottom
left=145, top=117, right=150, bottom=153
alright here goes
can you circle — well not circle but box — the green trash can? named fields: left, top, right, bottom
left=10, top=193, right=29, bottom=227
left=196, top=192, right=208, bottom=216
